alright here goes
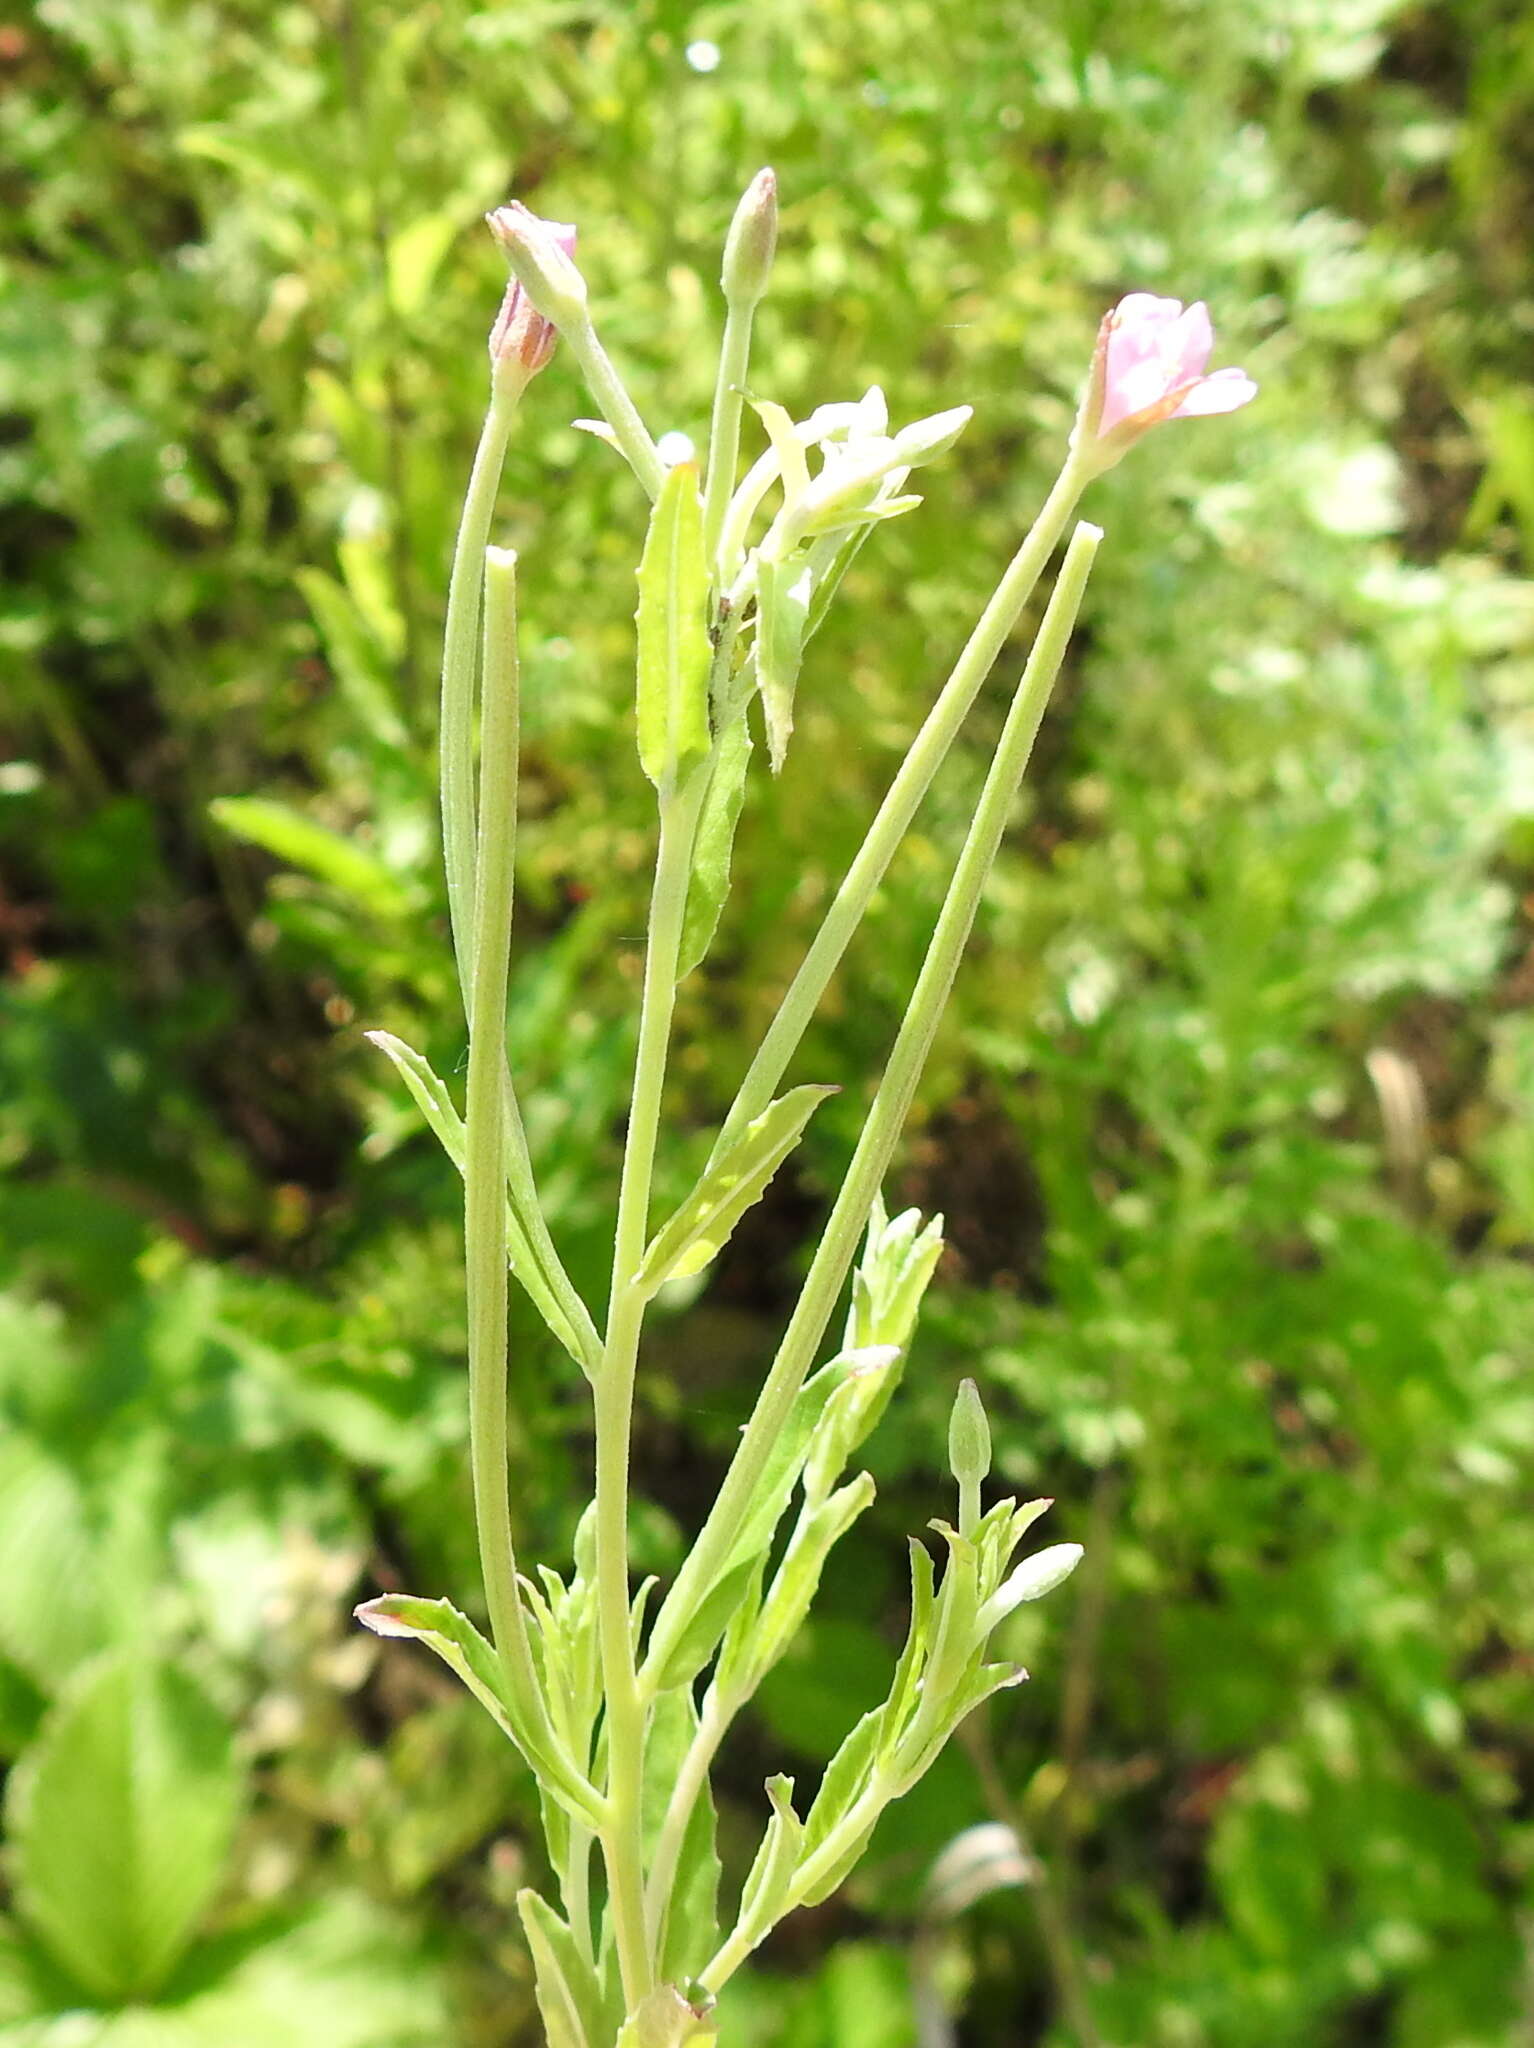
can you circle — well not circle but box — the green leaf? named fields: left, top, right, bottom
left=802, top=1346, right=902, bottom=1507
left=639, top=1085, right=835, bottom=1291
left=649, top=1350, right=866, bottom=1692
left=209, top=796, right=413, bottom=918
left=517, top=1891, right=605, bottom=2048
left=0, top=1918, right=63, bottom=2027
left=746, top=1474, right=877, bottom=1689
left=0, top=1436, right=103, bottom=1693
left=733, top=1774, right=804, bottom=1952
left=677, top=707, right=752, bottom=981
left=89, top=1897, right=448, bottom=2047
left=635, top=462, right=711, bottom=790
left=650, top=1556, right=760, bottom=1695
left=294, top=568, right=409, bottom=756
left=365, top=1032, right=597, bottom=1372
left=5, top=1652, right=244, bottom=2002
left=804, top=524, right=873, bottom=641
left=755, top=554, right=812, bottom=773
left=643, top=1690, right=721, bottom=1981
left=889, top=1660, right=1024, bottom=1796
left=801, top=1701, right=887, bottom=1882
left=354, top=1594, right=606, bottom=1830
left=884, top=1542, right=936, bottom=1741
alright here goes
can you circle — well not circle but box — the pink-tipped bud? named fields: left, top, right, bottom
left=484, top=207, right=580, bottom=392
left=1072, top=292, right=1257, bottom=475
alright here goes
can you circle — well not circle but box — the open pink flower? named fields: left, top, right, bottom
left=1076, top=293, right=1256, bottom=470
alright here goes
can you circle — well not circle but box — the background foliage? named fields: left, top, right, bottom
left=2, top=0, right=1533, bottom=2041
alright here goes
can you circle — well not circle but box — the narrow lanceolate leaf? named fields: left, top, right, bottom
left=636, top=461, right=711, bottom=790
left=755, top=554, right=812, bottom=773
left=677, top=708, right=752, bottom=981
left=5, top=1652, right=244, bottom=2003
left=365, top=1031, right=598, bottom=1373
left=732, top=1775, right=804, bottom=1953
left=638, top=1084, right=836, bottom=1291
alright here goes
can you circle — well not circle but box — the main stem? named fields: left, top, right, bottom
left=464, top=549, right=542, bottom=1710
left=709, top=454, right=1089, bottom=1166
left=595, top=772, right=709, bottom=2005
left=645, top=521, right=1101, bottom=1692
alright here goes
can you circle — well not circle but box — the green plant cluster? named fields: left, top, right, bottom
left=1, top=1, right=1532, bottom=2043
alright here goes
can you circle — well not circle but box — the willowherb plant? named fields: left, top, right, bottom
left=356, top=174, right=1254, bottom=2046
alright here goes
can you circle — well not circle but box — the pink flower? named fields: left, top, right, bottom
left=485, top=207, right=581, bottom=385
left=1076, top=293, right=1256, bottom=471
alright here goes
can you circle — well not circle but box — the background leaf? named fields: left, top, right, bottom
left=6, top=1654, right=244, bottom=2002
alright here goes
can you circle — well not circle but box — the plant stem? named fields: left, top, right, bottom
left=702, top=297, right=757, bottom=571
left=595, top=771, right=711, bottom=2005
left=464, top=549, right=543, bottom=1711
left=707, top=454, right=1089, bottom=1170
left=565, top=313, right=666, bottom=501
left=645, top=520, right=1101, bottom=1693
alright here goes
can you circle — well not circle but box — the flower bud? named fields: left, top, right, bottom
left=974, top=1543, right=1083, bottom=1638
left=721, top=167, right=778, bottom=307
left=948, top=1378, right=991, bottom=1536
left=486, top=202, right=588, bottom=327
left=485, top=209, right=582, bottom=396
left=893, top=404, right=973, bottom=468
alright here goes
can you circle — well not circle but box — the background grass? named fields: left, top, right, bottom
left=2, top=1, right=1533, bottom=2042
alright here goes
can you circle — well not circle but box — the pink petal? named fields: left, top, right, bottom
left=1113, top=292, right=1185, bottom=329
left=1172, top=368, right=1258, bottom=418
left=1166, top=301, right=1213, bottom=383
left=1100, top=359, right=1178, bottom=432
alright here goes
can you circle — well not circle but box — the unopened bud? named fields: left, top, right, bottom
left=975, top=1543, right=1083, bottom=1637
left=948, top=1378, right=991, bottom=1536
left=721, top=167, right=778, bottom=307
left=485, top=209, right=581, bottom=395
left=486, top=203, right=587, bottom=328
left=893, top=405, right=973, bottom=468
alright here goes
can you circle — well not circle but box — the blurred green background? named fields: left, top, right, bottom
left=3, top=0, right=1534, bottom=2041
